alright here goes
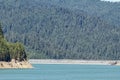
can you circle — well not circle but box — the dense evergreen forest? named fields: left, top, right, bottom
left=0, top=24, right=27, bottom=61
left=0, top=0, right=120, bottom=60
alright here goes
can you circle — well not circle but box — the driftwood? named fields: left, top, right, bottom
left=110, top=61, right=117, bottom=65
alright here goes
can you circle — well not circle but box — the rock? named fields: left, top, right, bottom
left=0, top=60, right=33, bottom=68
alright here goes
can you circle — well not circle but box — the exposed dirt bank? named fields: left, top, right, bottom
left=29, top=59, right=120, bottom=66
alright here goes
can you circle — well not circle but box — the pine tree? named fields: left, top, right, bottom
left=0, top=23, right=3, bottom=38
left=0, top=23, right=27, bottom=62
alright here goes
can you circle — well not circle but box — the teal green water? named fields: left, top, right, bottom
left=0, top=64, right=120, bottom=80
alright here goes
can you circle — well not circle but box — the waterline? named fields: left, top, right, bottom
left=29, top=59, right=120, bottom=65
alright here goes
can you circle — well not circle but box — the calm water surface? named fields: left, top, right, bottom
left=0, top=64, right=120, bottom=80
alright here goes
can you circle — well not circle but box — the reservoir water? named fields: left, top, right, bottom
left=0, top=64, right=120, bottom=80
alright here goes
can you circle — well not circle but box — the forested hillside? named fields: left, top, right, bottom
left=0, top=23, right=27, bottom=61
left=0, top=0, right=120, bottom=60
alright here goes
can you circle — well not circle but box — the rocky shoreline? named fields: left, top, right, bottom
left=1, top=59, right=119, bottom=69
left=0, top=59, right=33, bottom=69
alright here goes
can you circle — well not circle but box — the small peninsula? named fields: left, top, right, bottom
left=0, top=24, right=32, bottom=68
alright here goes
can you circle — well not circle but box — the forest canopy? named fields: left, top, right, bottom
left=0, top=0, right=120, bottom=60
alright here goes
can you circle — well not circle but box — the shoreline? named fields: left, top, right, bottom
left=1, top=59, right=120, bottom=68
left=0, top=60, right=33, bottom=69
left=29, top=59, right=120, bottom=65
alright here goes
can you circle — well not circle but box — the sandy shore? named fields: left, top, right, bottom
left=29, top=59, right=120, bottom=65
left=0, top=60, right=33, bottom=69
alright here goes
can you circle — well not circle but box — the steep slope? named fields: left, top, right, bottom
left=0, top=0, right=120, bottom=59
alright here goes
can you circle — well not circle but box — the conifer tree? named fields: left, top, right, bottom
left=0, top=23, right=3, bottom=38
left=0, top=23, right=27, bottom=62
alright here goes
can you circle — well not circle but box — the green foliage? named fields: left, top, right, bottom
left=0, top=23, right=4, bottom=38
left=8, top=42, right=27, bottom=61
left=0, top=37, right=10, bottom=61
left=0, top=24, right=27, bottom=61
left=0, top=0, right=120, bottom=60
